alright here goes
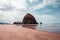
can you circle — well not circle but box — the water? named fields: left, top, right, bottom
left=17, top=24, right=60, bottom=34
left=1, top=23, right=60, bottom=34
left=36, top=24, right=60, bottom=34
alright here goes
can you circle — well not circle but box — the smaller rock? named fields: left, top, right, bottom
left=13, top=22, right=22, bottom=24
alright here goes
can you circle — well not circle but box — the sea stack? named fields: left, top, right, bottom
left=22, top=13, right=38, bottom=24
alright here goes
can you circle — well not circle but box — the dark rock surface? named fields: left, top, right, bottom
left=22, top=13, right=38, bottom=24
left=13, top=22, right=22, bottom=24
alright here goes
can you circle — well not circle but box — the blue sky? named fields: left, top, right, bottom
left=0, top=0, right=60, bottom=24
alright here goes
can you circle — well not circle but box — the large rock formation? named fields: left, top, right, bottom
left=22, top=13, right=38, bottom=24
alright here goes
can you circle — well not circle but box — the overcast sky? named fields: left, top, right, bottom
left=0, top=0, right=60, bottom=24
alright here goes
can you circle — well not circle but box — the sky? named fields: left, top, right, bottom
left=0, top=0, right=60, bottom=24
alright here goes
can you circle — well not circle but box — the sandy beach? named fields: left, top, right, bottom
left=0, top=25, right=60, bottom=40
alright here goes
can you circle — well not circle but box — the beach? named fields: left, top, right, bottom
left=0, top=25, right=60, bottom=40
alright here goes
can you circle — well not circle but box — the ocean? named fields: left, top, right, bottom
left=1, top=23, right=60, bottom=34
left=15, top=24, right=60, bottom=34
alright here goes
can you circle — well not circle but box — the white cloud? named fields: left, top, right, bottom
left=0, top=0, right=60, bottom=23
left=0, top=4, right=15, bottom=11
left=0, top=0, right=28, bottom=23
left=29, top=0, right=34, bottom=3
left=0, top=0, right=28, bottom=11
left=32, top=0, right=59, bottom=10
left=0, top=11, right=17, bottom=23
left=10, top=0, right=27, bottom=10
left=0, top=10, right=27, bottom=23
left=0, top=0, right=9, bottom=5
left=29, top=0, right=38, bottom=3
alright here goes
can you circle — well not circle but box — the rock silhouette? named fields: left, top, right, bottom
left=40, top=22, right=42, bottom=24
left=22, top=13, right=38, bottom=24
left=13, top=22, right=22, bottom=24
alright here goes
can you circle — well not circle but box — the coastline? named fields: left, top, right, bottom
left=0, top=25, right=60, bottom=40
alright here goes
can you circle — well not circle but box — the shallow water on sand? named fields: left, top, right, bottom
left=15, top=24, right=60, bottom=34
left=1, top=24, right=60, bottom=34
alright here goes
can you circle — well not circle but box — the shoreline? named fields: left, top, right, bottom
left=0, top=25, right=60, bottom=40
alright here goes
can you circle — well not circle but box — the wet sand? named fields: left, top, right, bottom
left=0, top=25, right=60, bottom=40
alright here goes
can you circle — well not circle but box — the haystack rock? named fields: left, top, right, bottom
left=22, top=13, right=38, bottom=24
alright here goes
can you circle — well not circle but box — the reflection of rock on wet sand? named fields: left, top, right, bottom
left=23, top=24, right=37, bottom=30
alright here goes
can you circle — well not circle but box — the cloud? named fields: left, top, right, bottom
left=10, top=0, right=27, bottom=11
left=0, top=9, right=27, bottom=23
left=0, top=0, right=59, bottom=11
left=31, top=0, right=60, bottom=10
left=0, top=0, right=60, bottom=23
left=0, top=0, right=28, bottom=11
left=0, top=0, right=9, bottom=5
left=0, top=4, right=15, bottom=11
left=29, top=0, right=39, bottom=3
left=0, top=0, right=28, bottom=23
left=0, top=11, right=18, bottom=23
